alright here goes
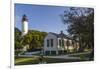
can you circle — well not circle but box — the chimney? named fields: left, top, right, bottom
left=60, top=30, right=63, bottom=35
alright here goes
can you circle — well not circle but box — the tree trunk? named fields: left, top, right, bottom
left=78, top=34, right=83, bottom=52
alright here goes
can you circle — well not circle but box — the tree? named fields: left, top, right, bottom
left=29, top=35, right=41, bottom=49
left=61, top=7, right=94, bottom=52
left=15, top=29, right=47, bottom=51
left=15, top=27, right=22, bottom=49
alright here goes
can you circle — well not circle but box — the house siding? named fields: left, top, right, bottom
left=43, top=33, right=58, bottom=55
left=43, top=33, right=80, bottom=55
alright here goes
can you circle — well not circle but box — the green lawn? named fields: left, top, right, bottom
left=15, top=57, right=40, bottom=65
left=15, top=56, right=87, bottom=65
left=15, top=51, right=93, bottom=65
left=68, top=52, right=93, bottom=60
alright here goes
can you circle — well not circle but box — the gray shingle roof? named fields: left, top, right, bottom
left=49, top=32, right=71, bottom=39
left=48, top=32, right=79, bottom=42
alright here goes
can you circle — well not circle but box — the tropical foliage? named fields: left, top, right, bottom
left=61, top=7, right=94, bottom=52
left=15, top=27, right=47, bottom=50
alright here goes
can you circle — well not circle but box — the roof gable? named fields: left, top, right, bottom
left=49, top=32, right=70, bottom=39
left=48, top=32, right=79, bottom=42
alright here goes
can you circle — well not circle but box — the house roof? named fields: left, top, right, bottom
left=49, top=32, right=71, bottom=39
left=48, top=32, right=79, bottom=42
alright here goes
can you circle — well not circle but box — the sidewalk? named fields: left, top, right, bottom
left=44, top=55, right=80, bottom=60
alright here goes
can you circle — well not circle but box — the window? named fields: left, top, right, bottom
left=59, top=39, right=65, bottom=47
left=51, top=51, right=56, bottom=55
left=59, top=39, right=61, bottom=46
left=72, top=40, right=74, bottom=46
left=66, top=40, right=70, bottom=46
left=47, top=39, right=49, bottom=47
left=62, top=39, right=64, bottom=47
left=51, top=39, right=53, bottom=47
left=45, top=51, right=50, bottom=55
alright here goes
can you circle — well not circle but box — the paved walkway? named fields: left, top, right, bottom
left=18, top=51, right=91, bottom=60
left=44, top=55, right=80, bottom=60
left=18, top=54, right=80, bottom=60
left=43, top=52, right=91, bottom=60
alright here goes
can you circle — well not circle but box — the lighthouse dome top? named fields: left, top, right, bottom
left=22, top=14, right=28, bottom=22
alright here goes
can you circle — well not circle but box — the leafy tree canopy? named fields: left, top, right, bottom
left=61, top=7, right=94, bottom=51
left=15, top=27, right=47, bottom=50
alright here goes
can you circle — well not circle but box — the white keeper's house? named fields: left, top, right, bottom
left=43, top=31, right=80, bottom=55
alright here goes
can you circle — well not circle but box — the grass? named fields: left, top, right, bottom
left=15, top=56, right=87, bottom=65
left=15, top=57, right=40, bottom=65
left=68, top=52, right=93, bottom=61
left=15, top=50, right=93, bottom=65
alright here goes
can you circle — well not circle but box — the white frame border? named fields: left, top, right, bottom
left=11, top=0, right=95, bottom=69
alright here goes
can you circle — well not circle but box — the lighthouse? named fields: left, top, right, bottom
left=22, top=14, right=28, bottom=37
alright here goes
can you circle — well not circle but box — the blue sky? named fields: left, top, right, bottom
left=15, top=4, right=69, bottom=34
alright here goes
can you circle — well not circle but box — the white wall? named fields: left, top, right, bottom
left=43, top=33, right=58, bottom=52
left=22, top=21, right=28, bottom=36
left=57, top=38, right=68, bottom=50
left=57, top=38, right=78, bottom=52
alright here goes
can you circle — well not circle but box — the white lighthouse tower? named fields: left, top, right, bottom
left=22, top=14, right=28, bottom=37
